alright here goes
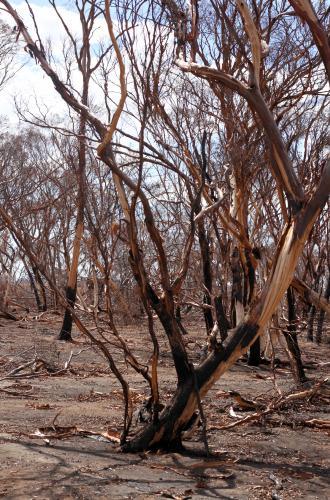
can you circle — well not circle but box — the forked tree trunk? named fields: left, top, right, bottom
left=3, top=0, right=327, bottom=452
left=122, top=182, right=329, bottom=451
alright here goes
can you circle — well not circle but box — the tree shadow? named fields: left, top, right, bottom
left=1, top=435, right=237, bottom=498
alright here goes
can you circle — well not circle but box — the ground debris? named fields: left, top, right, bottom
left=209, top=378, right=328, bottom=431
left=24, top=424, right=121, bottom=444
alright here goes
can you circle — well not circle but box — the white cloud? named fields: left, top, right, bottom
left=0, top=0, right=110, bottom=127
left=0, top=1, right=169, bottom=142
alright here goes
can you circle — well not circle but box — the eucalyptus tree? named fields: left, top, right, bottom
left=0, top=0, right=328, bottom=451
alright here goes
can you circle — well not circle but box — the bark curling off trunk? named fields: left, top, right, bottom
left=123, top=173, right=330, bottom=451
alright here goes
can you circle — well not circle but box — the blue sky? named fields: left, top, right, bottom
left=0, top=1, right=109, bottom=127
left=12, top=0, right=74, bottom=8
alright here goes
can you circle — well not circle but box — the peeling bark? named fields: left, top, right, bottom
left=123, top=180, right=329, bottom=451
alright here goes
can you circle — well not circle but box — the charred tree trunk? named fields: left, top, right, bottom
left=247, top=336, right=261, bottom=366
left=33, top=267, right=47, bottom=312
left=59, top=285, right=77, bottom=340
left=122, top=172, right=330, bottom=451
left=58, top=194, right=84, bottom=340
left=21, top=255, right=42, bottom=312
left=26, top=265, right=42, bottom=312
left=175, top=306, right=188, bottom=336
left=214, top=294, right=230, bottom=341
left=283, top=287, right=306, bottom=384
left=230, top=246, right=244, bottom=326
left=316, top=275, right=330, bottom=344
left=197, top=223, right=214, bottom=334
left=230, top=246, right=260, bottom=365
left=307, top=305, right=316, bottom=341
left=58, top=87, right=88, bottom=340
left=246, top=250, right=261, bottom=366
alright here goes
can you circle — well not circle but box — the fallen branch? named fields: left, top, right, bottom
left=303, top=418, right=330, bottom=429
left=0, top=347, right=89, bottom=381
left=31, top=310, right=61, bottom=321
left=0, top=386, right=34, bottom=397
left=209, top=379, right=327, bottom=430
left=268, top=416, right=330, bottom=430
left=0, top=358, right=38, bottom=380
left=226, top=390, right=262, bottom=411
left=26, top=425, right=121, bottom=444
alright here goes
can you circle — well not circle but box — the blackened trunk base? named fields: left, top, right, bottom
left=26, top=267, right=42, bottom=312
left=58, top=286, right=76, bottom=341
left=247, top=337, right=261, bottom=366
left=123, top=321, right=260, bottom=452
left=316, top=276, right=330, bottom=344
left=214, top=294, right=230, bottom=341
left=307, top=305, right=315, bottom=341
left=284, top=332, right=306, bottom=384
left=285, top=287, right=306, bottom=384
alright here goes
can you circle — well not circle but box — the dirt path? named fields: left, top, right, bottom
left=0, top=316, right=329, bottom=499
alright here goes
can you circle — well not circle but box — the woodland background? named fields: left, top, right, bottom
left=0, top=1, right=329, bottom=497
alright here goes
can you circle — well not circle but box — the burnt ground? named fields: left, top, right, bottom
left=0, top=313, right=329, bottom=499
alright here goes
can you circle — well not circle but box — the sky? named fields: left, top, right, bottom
left=0, top=0, right=111, bottom=129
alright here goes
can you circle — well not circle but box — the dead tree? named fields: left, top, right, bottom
left=1, top=0, right=329, bottom=451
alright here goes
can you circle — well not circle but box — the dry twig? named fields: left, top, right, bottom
left=210, top=379, right=328, bottom=431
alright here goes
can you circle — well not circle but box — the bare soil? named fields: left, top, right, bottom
left=0, top=314, right=329, bottom=499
